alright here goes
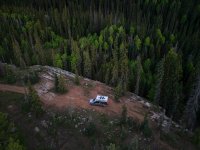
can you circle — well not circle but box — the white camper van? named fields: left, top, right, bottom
left=89, top=95, right=108, bottom=106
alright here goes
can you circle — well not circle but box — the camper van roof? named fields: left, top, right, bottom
left=96, top=95, right=108, bottom=102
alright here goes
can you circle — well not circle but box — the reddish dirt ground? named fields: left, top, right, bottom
left=0, top=73, right=148, bottom=122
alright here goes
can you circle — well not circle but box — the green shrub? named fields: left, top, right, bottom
left=120, top=105, right=127, bottom=125
left=83, top=122, right=96, bottom=136
left=129, top=137, right=139, bottom=150
left=106, top=143, right=117, bottom=150
left=20, top=96, right=31, bottom=113
left=193, top=128, right=200, bottom=148
left=6, top=138, right=25, bottom=150
left=0, top=63, right=4, bottom=77
left=160, top=132, right=178, bottom=147
left=74, top=72, right=80, bottom=85
left=127, top=117, right=137, bottom=129
left=120, top=126, right=128, bottom=140
left=0, top=112, right=25, bottom=150
left=4, top=65, right=16, bottom=84
left=100, top=113, right=109, bottom=124
left=140, top=114, right=152, bottom=137
left=23, top=71, right=39, bottom=84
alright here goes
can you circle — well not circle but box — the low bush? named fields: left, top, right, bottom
left=23, top=71, right=39, bottom=84
left=83, top=122, right=96, bottom=136
left=120, top=105, right=127, bottom=125
left=0, top=112, right=25, bottom=150
left=21, top=84, right=44, bottom=117
left=6, top=138, right=25, bottom=150
left=74, top=72, right=80, bottom=85
left=4, top=65, right=16, bottom=84
left=160, top=132, right=178, bottom=147
left=106, top=143, right=117, bottom=150
left=120, top=126, right=128, bottom=140
left=140, top=114, right=152, bottom=137
left=193, top=128, right=200, bottom=149
left=129, top=137, right=139, bottom=150
left=20, top=95, right=31, bottom=113
left=127, top=117, right=137, bottom=130
left=100, top=113, right=109, bottom=125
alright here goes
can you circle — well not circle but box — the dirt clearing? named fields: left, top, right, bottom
left=0, top=71, right=148, bottom=122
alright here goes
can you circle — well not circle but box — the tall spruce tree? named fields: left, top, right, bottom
left=185, top=63, right=200, bottom=130
left=135, top=55, right=142, bottom=95
left=185, top=75, right=200, bottom=130
left=154, top=59, right=165, bottom=105
left=160, top=49, right=182, bottom=117
left=83, top=50, right=92, bottom=78
left=12, top=39, right=26, bottom=68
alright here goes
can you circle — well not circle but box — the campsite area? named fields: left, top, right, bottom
left=0, top=66, right=197, bottom=150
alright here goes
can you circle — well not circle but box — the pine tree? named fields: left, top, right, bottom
left=54, top=53, right=63, bottom=68
left=54, top=74, right=59, bottom=90
left=119, top=42, right=129, bottom=94
left=120, top=105, right=127, bottom=125
left=62, top=6, right=69, bottom=35
left=56, top=74, right=67, bottom=93
left=134, top=35, right=141, bottom=52
left=114, top=82, right=123, bottom=102
left=4, top=65, right=16, bottom=84
left=154, top=59, right=165, bottom=105
left=74, top=70, right=80, bottom=85
left=34, top=29, right=46, bottom=65
left=27, top=83, right=43, bottom=117
left=135, top=55, right=142, bottom=95
left=160, top=49, right=182, bottom=117
left=12, top=39, right=26, bottom=68
left=0, top=62, right=4, bottom=77
left=71, top=40, right=81, bottom=73
left=83, top=50, right=92, bottom=78
left=185, top=73, right=200, bottom=130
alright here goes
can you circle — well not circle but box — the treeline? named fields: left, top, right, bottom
left=0, top=0, right=200, bottom=129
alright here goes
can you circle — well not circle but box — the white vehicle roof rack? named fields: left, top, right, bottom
left=96, top=95, right=108, bottom=102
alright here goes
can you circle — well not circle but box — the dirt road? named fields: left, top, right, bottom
left=0, top=73, right=147, bottom=122
left=0, top=84, right=26, bottom=94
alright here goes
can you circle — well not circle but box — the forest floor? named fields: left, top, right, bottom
left=0, top=71, right=147, bottom=122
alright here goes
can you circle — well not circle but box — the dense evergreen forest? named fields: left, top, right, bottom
left=0, top=0, right=200, bottom=130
